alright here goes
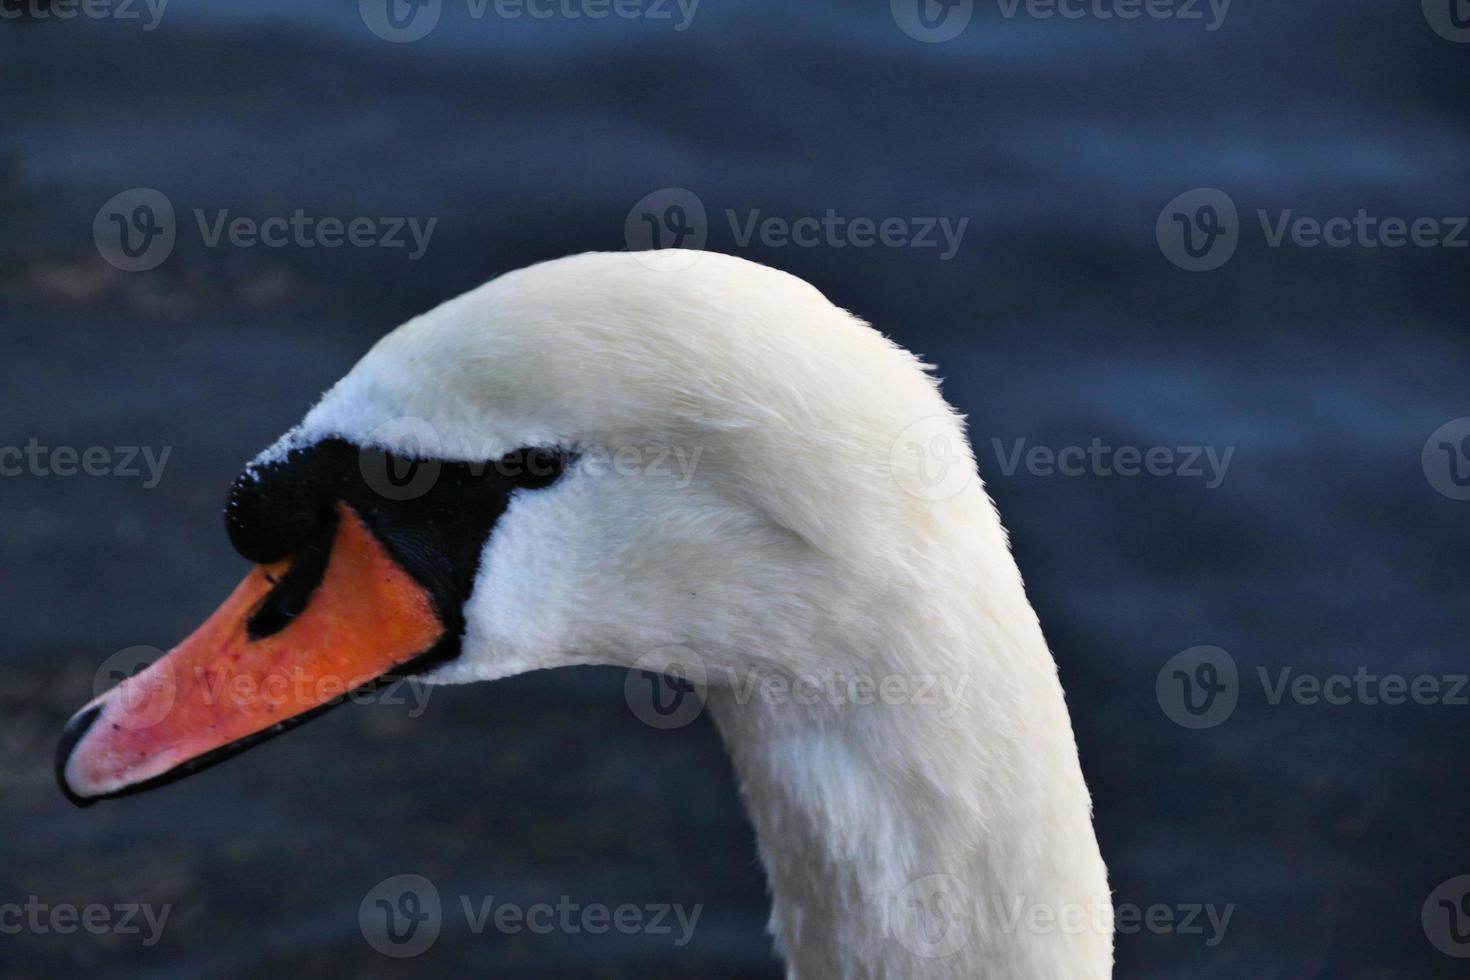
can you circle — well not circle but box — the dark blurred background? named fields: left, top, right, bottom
left=2, top=1, right=1468, bottom=976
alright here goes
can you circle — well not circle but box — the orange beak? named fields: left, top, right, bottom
left=57, top=502, right=444, bottom=805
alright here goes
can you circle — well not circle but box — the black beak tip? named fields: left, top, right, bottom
left=56, top=704, right=102, bottom=808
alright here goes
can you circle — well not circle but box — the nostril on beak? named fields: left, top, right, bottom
left=55, top=703, right=103, bottom=808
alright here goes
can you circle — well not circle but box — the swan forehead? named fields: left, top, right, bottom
left=256, top=251, right=943, bottom=465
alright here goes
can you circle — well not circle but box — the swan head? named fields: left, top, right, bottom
left=57, top=249, right=980, bottom=805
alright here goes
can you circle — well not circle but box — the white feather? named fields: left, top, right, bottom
left=255, top=250, right=1112, bottom=979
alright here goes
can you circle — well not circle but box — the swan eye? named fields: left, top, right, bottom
left=500, top=447, right=567, bottom=491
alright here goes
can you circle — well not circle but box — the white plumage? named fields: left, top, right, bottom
left=263, top=250, right=1113, bottom=979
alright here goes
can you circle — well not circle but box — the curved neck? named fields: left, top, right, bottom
left=704, top=561, right=1112, bottom=979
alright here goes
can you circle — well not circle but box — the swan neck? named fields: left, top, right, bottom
left=703, top=599, right=1113, bottom=979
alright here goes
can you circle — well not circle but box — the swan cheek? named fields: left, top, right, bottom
left=56, top=502, right=444, bottom=806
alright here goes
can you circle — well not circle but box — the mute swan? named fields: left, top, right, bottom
left=57, top=250, right=1112, bottom=979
